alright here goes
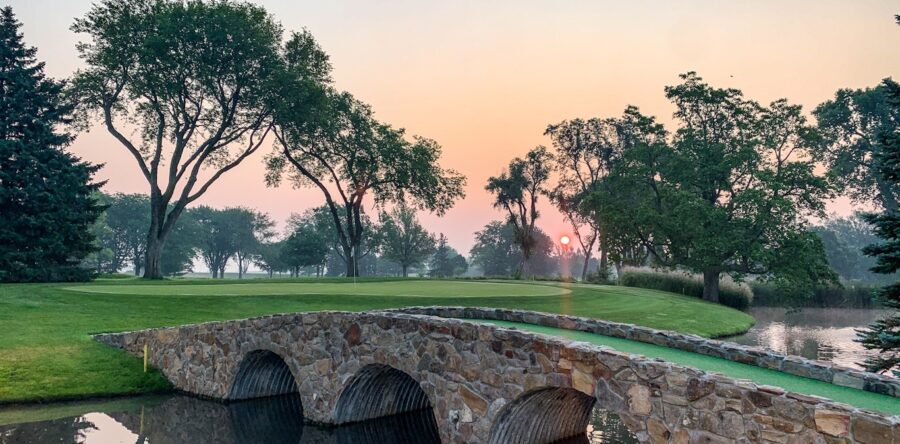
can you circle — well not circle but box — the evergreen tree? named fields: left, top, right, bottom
left=856, top=78, right=900, bottom=376
left=0, top=7, right=103, bottom=282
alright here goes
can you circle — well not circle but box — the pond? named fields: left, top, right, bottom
left=0, top=393, right=637, bottom=444
left=726, top=307, right=888, bottom=370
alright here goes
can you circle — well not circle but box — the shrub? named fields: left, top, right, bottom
left=618, top=267, right=753, bottom=310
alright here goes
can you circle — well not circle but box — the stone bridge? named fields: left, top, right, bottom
left=95, top=307, right=900, bottom=444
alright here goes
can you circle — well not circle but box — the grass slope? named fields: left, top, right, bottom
left=0, top=279, right=753, bottom=404
left=475, top=320, right=900, bottom=415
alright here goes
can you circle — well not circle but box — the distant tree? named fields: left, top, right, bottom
left=268, top=41, right=465, bottom=276
left=254, top=241, right=287, bottom=277
left=0, top=7, right=103, bottom=282
left=815, top=213, right=888, bottom=283
left=429, top=234, right=467, bottom=278
left=71, top=0, right=290, bottom=279
left=594, top=73, right=837, bottom=302
left=191, top=207, right=245, bottom=278
left=485, top=146, right=552, bottom=277
left=83, top=204, right=116, bottom=274
left=469, top=221, right=521, bottom=276
left=814, top=78, right=900, bottom=212
left=545, top=118, right=623, bottom=279
left=158, top=214, right=198, bottom=276
left=103, top=193, right=152, bottom=275
left=469, top=221, right=557, bottom=277
left=376, top=204, right=436, bottom=277
left=231, top=208, right=275, bottom=279
left=282, top=227, right=330, bottom=277
left=856, top=77, right=900, bottom=376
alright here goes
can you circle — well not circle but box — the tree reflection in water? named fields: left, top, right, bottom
left=0, top=395, right=638, bottom=444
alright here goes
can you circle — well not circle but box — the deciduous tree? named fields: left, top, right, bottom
left=71, top=0, right=289, bottom=278
left=376, top=204, right=436, bottom=277
left=594, top=73, right=837, bottom=302
left=485, top=146, right=552, bottom=277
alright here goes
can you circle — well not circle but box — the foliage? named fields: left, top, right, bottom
left=468, top=220, right=558, bottom=277
left=428, top=234, right=467, bottom=278
left=545, top=119, right=618, bottom=279
left=71, top=0, right=287, bottom=278
left=0, top=7, right=104, bottom=282
left=282, top=221, right=330, bottom=277
left=750, top=282, right=880, bottom=308
left=253, top=241, right=288, bottom=277
left=485, top=146, right=552, bottom=277
left=267, top=40, right=465, bottom=276
left=588, top=72, right=837, bottom=303
left=814, top=78, right=900, bottom=212
left=618, top=267, right=753, bottom=310
left=375, top=204, right=436, bottom=277
left=814, top=213, right=891, bottom=284
left=856, top=76, right=900, bottom=376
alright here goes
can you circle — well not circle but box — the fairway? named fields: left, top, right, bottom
left=64, top=280, right=568, bottom=297
left=0, top=279, right=754, bottom=404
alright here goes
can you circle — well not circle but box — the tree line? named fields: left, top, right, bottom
left=82, top=193, right=471, bottom=279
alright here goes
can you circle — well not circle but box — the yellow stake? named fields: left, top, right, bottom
left=143, top=343, right=148, bottom=373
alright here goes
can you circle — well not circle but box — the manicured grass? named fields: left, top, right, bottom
left=475, top=320, right=900, bottom=415
left=0, top=279, right=753, bottom=404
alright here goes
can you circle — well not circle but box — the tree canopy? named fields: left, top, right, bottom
left=588, top=73, right=837, bottom=301
left=0, top=7, right=103, bottom=282
left=268, top=52, right=465, bottom=275
left=814, top=78, right=900, bottom=212
left=376, top=204, right=436, bottom=277
left=485, top=146, right=552, bottom=277
left=70, top=0, right=299, bottom=278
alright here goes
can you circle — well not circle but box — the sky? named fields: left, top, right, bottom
left=8, top=0, right=900, bottom=257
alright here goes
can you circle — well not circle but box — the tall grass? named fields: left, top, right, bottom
left=618, top=266, right=753, bottom=310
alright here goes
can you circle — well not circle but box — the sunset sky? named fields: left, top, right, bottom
left=8, top=0, right=900, bottom=258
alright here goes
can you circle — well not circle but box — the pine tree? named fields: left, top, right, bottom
left=0, top=7, right=103, bottom=282
left=856, top=78, right=900, bottom=375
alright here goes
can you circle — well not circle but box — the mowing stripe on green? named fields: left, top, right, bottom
left=469, top=319, right=900, bottom=415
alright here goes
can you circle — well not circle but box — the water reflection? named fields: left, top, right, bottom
left=0, top=394, right=638, bottom=444
left=556, top=408, right=639, bottom=444
left=727, top=307, right=887, bottom=370
left=0, top=394, right=440, bottom=444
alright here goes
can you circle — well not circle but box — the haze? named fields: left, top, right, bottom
left=8, top=0, right=900, bottom=253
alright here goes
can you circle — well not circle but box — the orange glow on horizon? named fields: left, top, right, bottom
left=9, top=0, right=898, bottom=254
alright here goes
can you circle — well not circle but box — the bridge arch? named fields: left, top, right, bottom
left=228, top=349, right=298, bottom=401
left=334, top=363, right=434, bottom=424
left=489, top=387, right=597, bottom=444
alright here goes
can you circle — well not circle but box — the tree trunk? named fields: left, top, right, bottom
left=143, top=235, right=164, bottom=279
left=702, top=268, right=721, bottom=303
left=238, top=256, right=244, bottom=279
left=344, top=245, right=359, bottom=277
left=402, top=264, right=408, bottom=278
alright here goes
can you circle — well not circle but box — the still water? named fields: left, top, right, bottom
left=727, top=307, right=888, bottom=370
left=0, top=394, right=637, bottom=444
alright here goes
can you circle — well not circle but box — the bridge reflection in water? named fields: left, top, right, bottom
left=0, top=394, right=637, bottom=444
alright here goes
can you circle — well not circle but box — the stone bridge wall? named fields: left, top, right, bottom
left=94, top=309, right=900, bottom=443
left=394, top=307, right=900, bottom=398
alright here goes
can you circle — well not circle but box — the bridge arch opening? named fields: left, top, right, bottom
left=489, top=387, right=597, bottom=444
left=334, top=363, right=434, bottom=424
left=228, top=350, right=299, bottom=401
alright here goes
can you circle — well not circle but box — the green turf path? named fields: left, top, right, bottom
left=472, top=320, right=900, bottom=415
left=0, top=279, right=753, bottom=404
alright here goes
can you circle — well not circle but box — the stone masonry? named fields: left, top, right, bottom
left=94, top=308, right=900, bottom=443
